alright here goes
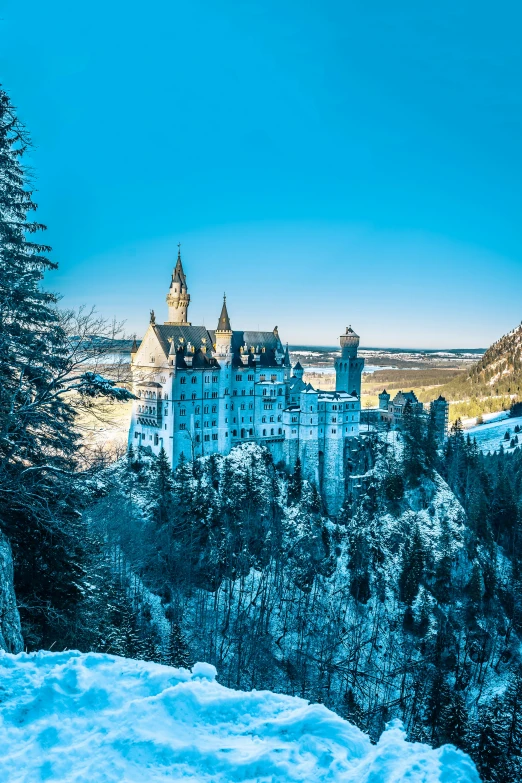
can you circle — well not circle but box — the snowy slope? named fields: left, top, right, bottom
left=0, top=651, right=479, bottom=783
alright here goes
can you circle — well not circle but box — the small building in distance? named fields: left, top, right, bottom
left=372, top=388, right=449, bottom=441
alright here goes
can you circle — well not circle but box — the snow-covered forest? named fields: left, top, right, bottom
left=1, top=85, right=521, bottom=783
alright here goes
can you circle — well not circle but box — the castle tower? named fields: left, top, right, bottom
left=430, top=395, right=449, bottom=443
left=215, top=295, right=233, bottom=455
left=214, top=294, right=233, bottom=356
left=293, top=361, right=304, bottom=381
left=165, top=246, right=191, bottom=325
left=378, top=389, right=391, bottom=410
left=283, top=343, right=291, bottom=382
left=335, top=326, right=364, bottom=397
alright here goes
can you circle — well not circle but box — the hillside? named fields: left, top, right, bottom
left=427, top=323, right=522, bottom=419
left=0, top=650, right=479, bottom=782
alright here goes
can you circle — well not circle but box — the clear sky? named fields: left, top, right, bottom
left=1, top=1, right=521, bottom=347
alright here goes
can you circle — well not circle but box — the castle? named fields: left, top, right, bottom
left=128, top=250, right=363, bottom=514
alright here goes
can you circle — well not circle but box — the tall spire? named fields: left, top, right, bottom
left=284, top=342, right=291, bottom=367
left=165, top=244, right=191, bottom=325
left=172, top=243, right=187, bottom=289
left=216, top=293, right=232, bottom=332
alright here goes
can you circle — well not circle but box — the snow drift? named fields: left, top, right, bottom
left=0, top=651, right=479, bottom=783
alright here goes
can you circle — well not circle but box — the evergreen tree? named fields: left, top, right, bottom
left=164, top=621, right=192, bottom=668
left=441, top=691, right=468, bottom=748
left=399, top=524, right=425, bottom=604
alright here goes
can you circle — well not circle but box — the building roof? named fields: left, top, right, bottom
left=293, top=360, right=304, bottom=371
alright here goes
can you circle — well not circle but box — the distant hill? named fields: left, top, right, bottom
left=436, top=322, right=522, bottom=419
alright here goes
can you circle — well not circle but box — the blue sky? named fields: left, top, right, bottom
left=1, top=1, right=521, bottom=347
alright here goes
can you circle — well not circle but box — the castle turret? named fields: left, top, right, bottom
left=165, top=246, right=191, bottom=325
left=214, top=294, right=233, bottom=356
left=378, top=389, right=391, bottom=410
left=335, top=325, right=364, bottom=396
left=293, top=361, right=304, bottom=381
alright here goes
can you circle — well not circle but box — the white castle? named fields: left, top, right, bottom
left=128, top=250, right=363, bottom=513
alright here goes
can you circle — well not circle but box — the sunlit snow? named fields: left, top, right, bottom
left=0, top=651, right=480, bottom=783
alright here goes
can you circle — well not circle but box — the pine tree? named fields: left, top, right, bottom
left=399, top=524, right=425, bottom=604
left=164, top=621, right=192, bottom=668
left=287, top=457, right=303, bottom=504
left=441, top=691, right=468, bottom=748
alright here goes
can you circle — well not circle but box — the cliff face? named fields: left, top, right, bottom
left=0, top=531, right=23, bottom=653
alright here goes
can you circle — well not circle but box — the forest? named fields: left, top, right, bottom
left=1, top=85, right=522, bottom=783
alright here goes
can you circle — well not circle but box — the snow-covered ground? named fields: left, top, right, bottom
left=466, top=414, right=522, bottom=453
left=0, top=651, right=479, bottom=783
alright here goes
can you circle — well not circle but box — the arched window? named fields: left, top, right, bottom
left=191, top=376, right=197, bottom=384
left=262, top=416, right=267, bottom=423
left=263, top=429, right=266, bottom=436
left=270, top=428, right=274, bottom=436
left=278, top=428, right=282, bottom=435
left=232, top=429, right=237, bottom=436
left=195, top=406, right=200, bottom=414
left=278, top=388, right=282, bottom=395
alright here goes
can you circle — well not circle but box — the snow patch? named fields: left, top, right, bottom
left=0, top=651, right=479, bottom=782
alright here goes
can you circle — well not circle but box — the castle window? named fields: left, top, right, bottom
left=236, top=374, right=241, bottom=381
left=233, top=390, right=237, bottom=396
left=262, top=416, right=266, bottom=423
left=241, top=403, right=245, bottom=410
left=212, top=391, right=218, bottom=398
left=212, top=405, right=217, bottom=413
left=204, top=434, right=210, bottom=441
left=180, top=377, right=186, bottom=384
left=204, top=392, right=209, bottom=399
left=271, top=375, right=276, bottom=381
left=205, top=376, right=210, bottom=383
left=180, top=423, right=186, bottom=430
left=248, top=374, right=254, bottom=381
left=292, top=416, right=297, bottom=423
left=278, top=428, right=282, bottom=435
left=191, top=376, right=197, bottom=384
left=180, top=393, right=186, bottom=400
left=165, top=424, right=167, bottom=430
left=212, top=433, right=218, bottom=440
left=195, top=421, right=200, bottom=428
left=278, top=388, right=282, bottom=395
left=260, top=374, right=266, bottom=381
left=164, top=409, right=168, bottom=416
left=196, top=434, right=201, bottom=442
left=332, top=417, right=337, bottom=423
left=263, top=429, right=266, bottom=436
left=292, top=429, right=296, bottom=435
left=277, top=415, right=282, bottom=422
left=195, top=406, right=200, bottom=414
left=263, top=389, right=267, bottom=396
left=249, top=389, right=254, bottom=395
left=241, top=389, right=245, bottom=396
left=310, top=430, right=312, bottom=434
left=271, top=428, right=274, bottom=435
left=212, top=420, right=217, bottom=427
left=249, top=428, right=253, bottom=436
left=204, top=406, right=209, bottom=414
left=310, top=418, right=312, bottom=424
left=180, top=408, right=186, bottom=416
left=310, top=406, right=313, bottom=411
left=278, top=403, right=282, bottom=409
left=332, top=428, right=336, bottom=434
left=134, top=432, right=139, bottom=439
left=204, top=421, right=209, bottom=427
left=154, top=434, right=159, bottom=446
left=231, top=403, right=234, bottom=410
left=212, top=376, right=218, bottom=383
left=232, top=429, right=237, bottom=437
left=192, top=393, right=197, bottom=400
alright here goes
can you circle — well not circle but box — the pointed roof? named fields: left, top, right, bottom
left=131, top=336, right=138, bottom=353
left=216, top=294, right=232, bottom=332
left=284, top=343, right=291, bottom=367
left=293, top=360, right=304, bottom=371
left=172, top=246, right=187, bottom=288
